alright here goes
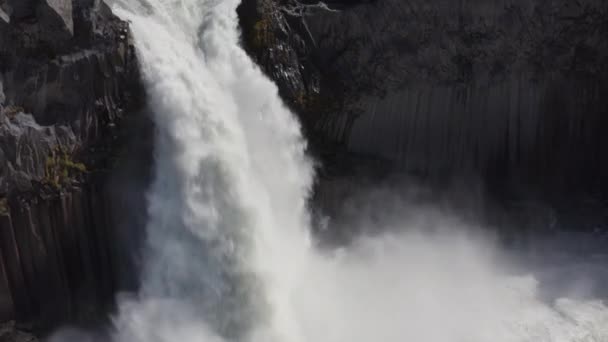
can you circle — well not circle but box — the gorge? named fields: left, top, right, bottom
left=1, top=0, right=608, bottom=341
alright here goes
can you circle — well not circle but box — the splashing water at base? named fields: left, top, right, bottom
left=61, top=0, right=608, bottom=341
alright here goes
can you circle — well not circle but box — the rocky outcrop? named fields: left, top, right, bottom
left=0, top=0, right=146, bottom=333
left=237, top=0, right=331, bottom=149
left=240, top=0, right=608, bottom=204
left=0, top=0, right=141, bottom=193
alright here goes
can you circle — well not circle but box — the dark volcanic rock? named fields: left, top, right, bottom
left=0, top=0, right=146, bottom=333
left=238, top=0, right=321, bottom=109
left=0, top=111, right=78, bottom=194
left=0, top=0, right=140, bottom=194
left=240, top=0, right=608, bottom=203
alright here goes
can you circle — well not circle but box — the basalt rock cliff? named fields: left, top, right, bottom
left=0, top=0, right=147, bottom=335
left=238, top=0, right=608, bottom=234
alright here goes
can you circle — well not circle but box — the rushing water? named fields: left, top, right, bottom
left=52, top=0, right=608, bottom=341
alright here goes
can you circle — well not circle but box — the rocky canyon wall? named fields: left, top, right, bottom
left=239, top=0, right=608, bottom=225
left=0, top=0, right=147, bottom=333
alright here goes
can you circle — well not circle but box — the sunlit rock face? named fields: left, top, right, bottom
left=241, top=0, right=608, bottom=201
left=0, top=0, right=147, bottom=333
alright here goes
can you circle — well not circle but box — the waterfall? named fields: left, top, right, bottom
left=109, top=0, right=313, bottom=340
left=53, top=0, right=608, bottom=341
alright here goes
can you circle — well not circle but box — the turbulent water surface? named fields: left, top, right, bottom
left=54, top=0, right=608, bottom=341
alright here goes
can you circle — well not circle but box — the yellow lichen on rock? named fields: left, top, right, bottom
left=43, top=147, right=87, bottom=188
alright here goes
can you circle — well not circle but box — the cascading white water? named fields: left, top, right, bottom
left=83, top=0, right=608, bottom=341
left=108, top=0, right=313, bottom=340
